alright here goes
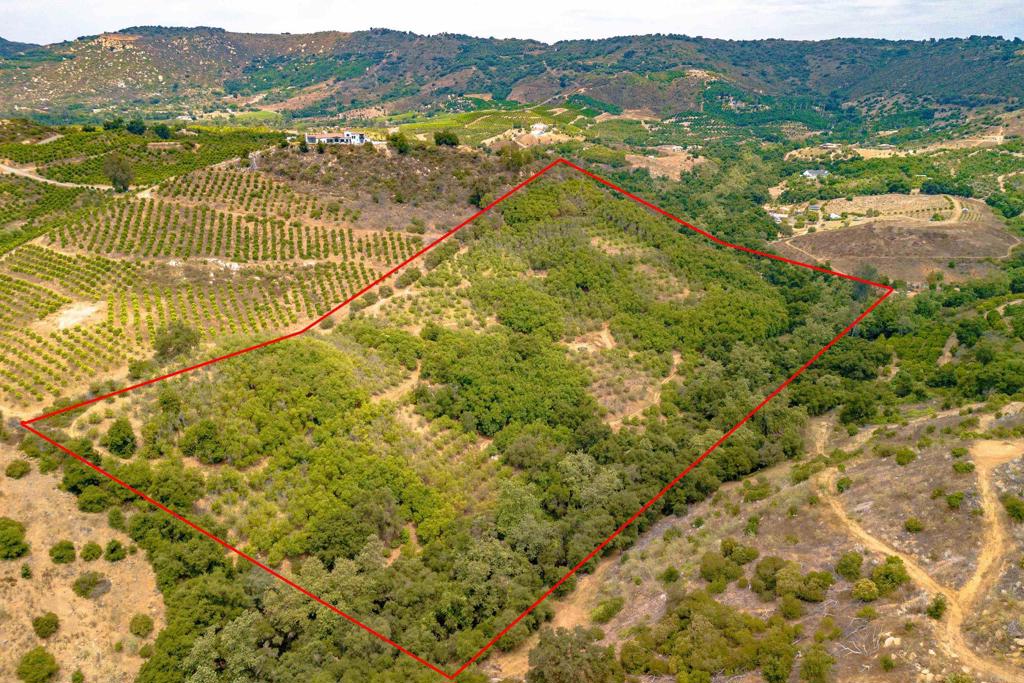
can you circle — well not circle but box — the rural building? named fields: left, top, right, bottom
left=305, top=131, right=368, bottom=146
left=530, top=122, right=550, bottom=137
left=802, top=169, right=830, bottom=180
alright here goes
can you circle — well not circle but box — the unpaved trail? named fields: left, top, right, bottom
left=372, top=367, right=421, bottom=404
left=607, top=351, right=682, bottom=431
left=820, top=439, right=1023, bottom=683
left=0, top=160, right=113, bottom=190
left=962, top=440, right=1022, bottom=612
left=484, top=554, right=619, bottom=679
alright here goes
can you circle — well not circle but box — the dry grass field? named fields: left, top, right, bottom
left=774, top=199, right=1020, bottom=283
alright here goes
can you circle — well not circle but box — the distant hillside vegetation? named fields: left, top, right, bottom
left=0, top=28, right=1021, bottom=121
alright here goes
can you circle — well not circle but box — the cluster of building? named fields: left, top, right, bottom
left=304, top=130, right=369, bottom=146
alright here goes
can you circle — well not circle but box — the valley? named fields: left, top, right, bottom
left=0, top=21, right=1022, bottom=683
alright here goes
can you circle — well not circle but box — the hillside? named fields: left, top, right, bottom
left=0, top=28, right=1022, bottom=122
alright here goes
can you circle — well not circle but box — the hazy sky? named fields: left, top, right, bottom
left=2, top=0, right=1022, bottom=45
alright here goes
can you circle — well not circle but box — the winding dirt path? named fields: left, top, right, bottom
left=820, top=438, right=1023, bottom=683
left=0, top=160, right=113, bottom=190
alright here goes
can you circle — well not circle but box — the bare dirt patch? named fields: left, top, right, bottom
left=775, top=215, right=1020, bottom=283
left=0, top=447, right=165, bottom=682
left=625, top=147, right=704, bottom=180
left=594, top=108, right=658, bottom=122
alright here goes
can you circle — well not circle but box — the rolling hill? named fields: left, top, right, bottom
left=0, top=27, right=1021, bottom=121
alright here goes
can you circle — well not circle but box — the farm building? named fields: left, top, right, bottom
left=802, top=169, right=830, bottom=179
left=305, top=131, right=368, bottom=146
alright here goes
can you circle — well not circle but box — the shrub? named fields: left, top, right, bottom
left=780, top=593, right=803, bottom=619
left=433, top=130, right=459, bottom=147
left=946, top=492, right=965, bottom=509
left=852, top=578, right=879, bottom=602
left=894, top=449, right=917, bottom=466
left=49, top=540, right=75, bottom=564
left=952, top=461, right=975, bottom=474
left=904, top=517, right=924, bottom=533
left=926, top=594, right=947, bottom=620
left=101, top=418, right=136, bottom=458
left=657, top=566, right=680, bottom=584
left=872, top=556, right=910, bottom=595
left=945, top=675, right=974, bottom=683
left=856, top=606, right=878, bottom=620
left=699, top=551, right=742, bottom=584
left=836, top=551, right=863, bottom=581
left=799, top=643, right=835, bottom=683
left=6, top=460, right=31, bottom=479
left=590, top=597, right=624, bottom=624
left=31, top=613, right=59, bottom=638
left=16, top=646, right=58, bottom=682
left=0, top=517, right=30, bottom=559
left=835, top=477, right=852, bottom=493
left=72, top=671, right=84, bottom=683
left=127, top=359, right=156, bottom=380
left=880, top=654, right=896, bottom=671
left=80, top=542, right=102, bottom=561
left=72, top=572, right=110, bottom=599
left=1002, top=494, right=1024, bottom=522
left=103, top=540, right=126, bottom=562
left=721, top=537, right=759, bottom=565
left=129, top=613, right=154, bottom=638
left=76, top=487, right=111, bottom=513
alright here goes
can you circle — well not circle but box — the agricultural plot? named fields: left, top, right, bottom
left=0, top=161, right=435, bottom=410
left=0, top=127, right=282, bottom=186
left=17, top=163, right=890, bottom=683
left=397, top=107, right=587, bottom=147
left=776, top=202, right=1021, bottom=283
left=49, top=196, right=420, bottom=263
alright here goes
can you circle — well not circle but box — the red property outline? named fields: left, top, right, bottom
left=21, top=158, right=892, bottom=679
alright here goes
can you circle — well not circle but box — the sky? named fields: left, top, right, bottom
left=1, top=0, right=1022, bottom=45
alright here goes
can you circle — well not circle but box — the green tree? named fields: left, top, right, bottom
left=388, top=132, right=411, bottom=154
left=1, top=517, right=30, bottom=559
left=16, top=647, right=58, bottom=682
left=153, top=123, right=172, bottom=139
left=434, top=129, right=460, bottom=147
left=154, top=321, right=200, bottom=360
left=102, top=418, right=137, bottom=458
left=527, top=627, right=624, bottom=683
left=799, top=644, right=835, bottom=683
left=835, top=551, right=862, bottom=581
left=102, top=153, right=134, bottom=192
left=126, top=118, right=146, bottom=135
left=871, top=556, right=910, bottom=596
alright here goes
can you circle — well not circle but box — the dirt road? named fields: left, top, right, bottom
left=820, top=438, right=1023, bottom=683
left=0, top=160, right=112, bottom=190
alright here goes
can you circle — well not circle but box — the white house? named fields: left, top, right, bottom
left=305, top=131, right=368, bottom=146
left=802, top=169, right=830, bottom=180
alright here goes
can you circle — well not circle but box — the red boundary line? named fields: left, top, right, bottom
left=20, top=158, right=892, bottom=679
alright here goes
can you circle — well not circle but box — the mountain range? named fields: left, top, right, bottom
left=0, top=26, right=1022, bottom=121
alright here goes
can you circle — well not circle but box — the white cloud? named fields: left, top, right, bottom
left=0, top=0, right=1021, bottom=45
